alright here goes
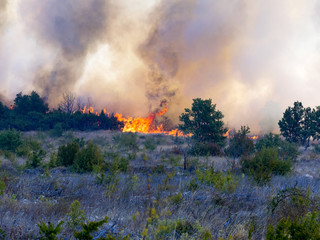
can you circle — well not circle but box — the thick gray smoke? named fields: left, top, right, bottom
left=20, top=0, right=109, bottom=105
left=0, top=0, right=320, bottom=133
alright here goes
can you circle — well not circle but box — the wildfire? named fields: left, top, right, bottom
left=223, top=128, right=259, bottom=140
left=114, top=103, right=189, bottom=136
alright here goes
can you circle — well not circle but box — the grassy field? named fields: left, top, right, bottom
left=0, top=130, right=319, bottom=239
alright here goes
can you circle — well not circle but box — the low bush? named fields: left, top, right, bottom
left=57, top=142, right=80, bottom=167
left=189, top=142, right=222, bottom=156
left=37, top=221, right=64, bottom=240
left=226, top=126, right=254, bottom=158
left=144, top=136, right=157, bottom=151
left=255, top=133, right=298, bottom=161
left=66, top=200, right=86, bottom=230
left=0, top=130, right=22, bottom=152
left=196, top=167, right=237, bottom=192
left=113, top=133, right=138, bottom=151
left=16, top=136, right=41, bottom=157
left=241, top=147, right=291, bottom=184
left=26, top=149, right=46, bottom=169
left=74, top=142, right=103, bottom=172
left=267, top=186, right=320, bottom=239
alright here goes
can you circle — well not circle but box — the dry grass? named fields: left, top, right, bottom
left=0, top=131, right=319, bottom=239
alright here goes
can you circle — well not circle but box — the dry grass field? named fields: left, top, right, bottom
left=0, top=130, right=319, bottom=239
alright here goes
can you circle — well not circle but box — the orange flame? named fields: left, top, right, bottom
left=77, top=103, right=190, bottom=137
left=223, top=128, right=232, bottom=138
left=115, top=105, right=190, bottom=136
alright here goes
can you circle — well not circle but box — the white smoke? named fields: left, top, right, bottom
left=0, top=0, right=319, bottom=133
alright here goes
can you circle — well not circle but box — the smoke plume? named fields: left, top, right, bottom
left=0, top=0, right=320, bottom=133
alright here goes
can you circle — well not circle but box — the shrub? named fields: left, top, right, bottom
left=255, top=133, right=298, bottom=161
left=74, top=142, right=103, bottom=172
left=226, top=126, right=254, bottom=158
left=50, top=123, right=64, bottom=137
left=186, top=178, right=199, bottom=191
left=26, top=149, right=46, bottom=169
left=37, top=221, right=64, bottom=240
left=241, top=147, right=291, bottom=184
left=73, top=217, right=108, bottom=240
left=169, top=192, right=183, bottom=205
left=196, top=167, right=237, bottom=192
left=267, top=186, right=320, bottom=239
left=266, top=211, right=320, bottom=240
left=113, top=133, right=138, bottom=151
left=66, top=200, right=86, bottom=230
left=104, top=152, right=129, bottom=173
left=16, top=136, right=41, bottom=156
left=0, top=130, right=22, bottom=152
left=57, top=142, right=80, bottom=167
left=189, top=142, right=222, bottom=156
left=144, top=136, right=157, bottom=151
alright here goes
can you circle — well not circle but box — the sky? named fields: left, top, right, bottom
left=0, top=0, right=320, bottom=133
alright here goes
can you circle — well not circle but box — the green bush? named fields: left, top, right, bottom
left=241, top=147, right=291, bottom=184
left=266, top=211, right=320, bottom=240
left=0, top=130, right=22, bottom=152
left=196, top=167, right=237, bottom=192
left=226, top=126, right=254, bottom=158
left=16, top=136, right=41, bottom=156
left=267, top=186, right=320, bottom=239
left=104, top=151, right=129, bottom=173
left=74, top=142, right=103, bottom=172
left=57, top=142, right=80, bottom=167
left=255, top=133, right=298, bottom=161
left=26, top=149, right=46, bottom=169
left=73, top=217, right=108, bottom=240
left=189, top=142, right=222, bottom=156
left=169, top=192, right=183, bottom=205
left=113, top=133, right=138, bottom=151
left=144, top=136, right=157, bottom=151
left=66, top=200, right=86, bottom=230
left=37, top=221, right=64, bottom=240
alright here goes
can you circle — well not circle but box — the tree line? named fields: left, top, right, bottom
left=0, top=91, right=123, bottom=131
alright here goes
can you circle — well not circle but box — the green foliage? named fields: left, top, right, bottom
left=104, top=151, right=130, bottom=173
left=57, top=142, right=80, bottom=167
left=186, top=178, right=199, bottom=191
left=278, top=101, right=315, bottom=145
left=37, top=221, right=64, bottom=240
left=241, top=147, right=291, bottom=184
left=266, top=211, right=320, bottom=240
left=16, top=136, right=41, bottom=156
left=144, top=136, right=157, bottom=151
left=146, top=216, right=212, bottom=240
left=0, top=130, right=22, bottom=152
left=48, top=152, right=58, bottom=169
left=74, top=142, right=103, bottom=172
left=189, top=142, right=222, bottom=156
left=26, top=149, right=46, bottom=169
left=226, top=126, right=254, bottom=158
left=179, top=98, right=227, bottom=147
left=169, top=192, right=183, bottom=205
left=74, top=216, right=108, bottom=240
left=105, top=172, right=120, bottom=199
left=255, top=133, right=298, bottom=161
left=0, top=227, right=5, bottom=240
left=267, top=186, right=320, bottom=240
left=67, top=200, right=86, bottom=230
left=113, top=133, right=138, bottom=151
left=50, top=123, right=65, bottom=137
left=14, top=91, right=49, bottom=115
left=196, top=167, right=237, bottom=192
left=0, top=177, right=6, bottom=196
